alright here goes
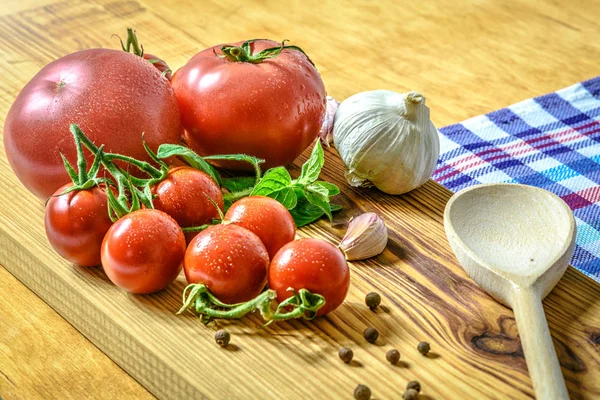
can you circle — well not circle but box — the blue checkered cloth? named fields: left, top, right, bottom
left=434, top=77, right=600, bottom=281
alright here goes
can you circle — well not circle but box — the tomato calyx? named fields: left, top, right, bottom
left=178, top=283, right=325, bottom=324
left=216, top=39, right=314, bottom=65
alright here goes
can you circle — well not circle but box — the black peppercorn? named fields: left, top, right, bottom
left=406, top=380, right=421, bottom=393
left=385, top=349, right=400, bottom=364
left=338, top=347, right=354, bottom=363
left=403, top=388, right=419, bottom=400
left=215, top=330, right=230, bottom=347
left=354, top=384, right=371, bottom=400
left=417, top=341, right=430, bottom=355
left=363, top=327, right=379, bottom=343
left=365, top=292, right=381, bottom=309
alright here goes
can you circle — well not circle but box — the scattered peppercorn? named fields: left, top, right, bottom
left=354, top=384, right=371, bottom=400
left=363, top=327, right=379, bottom=343
left=417, top=341, right=430, bottom=356
left=338, top=347, right=354, bottom=363
left=215, top=330, right=230, bottom=347
left=385, top=349, right=400, bottom=364
left=365, top=292, right=381, bottom=309
left=403, top=388, right=419, bottom=400
left=406, top=380, right=421, bottom=393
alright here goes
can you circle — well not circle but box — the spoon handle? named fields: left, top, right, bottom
left=513, top=287, right=568, bottom=400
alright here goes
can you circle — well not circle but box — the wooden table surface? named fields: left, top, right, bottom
left=1, top=0, right=600, bottom=399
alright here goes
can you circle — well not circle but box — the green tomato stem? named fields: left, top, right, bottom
left=223, top=187, right=253, bottom=202
left=178, top=283, right=277, bottom=322
left=104, top=153, right=162, bottom=178
left=217, top=39, right=312, bottom=65
left=126, top=28, right=144, bottom=57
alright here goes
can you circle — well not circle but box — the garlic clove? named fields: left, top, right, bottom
left=338, top=212, right=388, bottom=261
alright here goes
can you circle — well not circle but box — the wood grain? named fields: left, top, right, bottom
left=1, top=0, right=600, bottom=399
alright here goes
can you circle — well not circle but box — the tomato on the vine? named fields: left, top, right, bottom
left=44, top=184, right=113, bottom=267
left=152, top=166, right=223, bottom=238
left=171, top=39, right=326, bottom=170
left=269, top=238, right=350, bottom=316
left=3, top=49, right=182, bottom=199
left=224, top=196, right=295, bottom=259
left=184, top=224, right=269, bottom=304
left=101, top=209, right=186, bottom=294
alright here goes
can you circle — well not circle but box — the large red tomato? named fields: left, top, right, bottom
left=171, top=39, right=326, bottom=170
left=3, top=49, right=182, bottom=199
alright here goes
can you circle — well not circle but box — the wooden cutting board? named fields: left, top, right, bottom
left=1, top=0, right=600, bottom=399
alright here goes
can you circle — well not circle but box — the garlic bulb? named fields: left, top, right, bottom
left=333, top=90, right=440, bottom=195
left=338, top=212, right=388, bottom=260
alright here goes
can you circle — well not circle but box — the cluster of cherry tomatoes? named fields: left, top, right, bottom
left=45, top=157, right=350, bottom=316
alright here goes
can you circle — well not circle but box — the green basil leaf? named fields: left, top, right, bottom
left=269, top=187, right=298, bottom=209
left=223, top=198, right=232, bottom=213
left=289, top=192, right=326, bottom=227
left=251, top=167, right=298, bottom=209
left=306, top=183, right=329, bottom=198
left=251, top=167, right=292, bottom=195
left=297, top=141, right=324, bottom=185
left=314, top=180, right=340, bottom=196
left=156, top=144, right=222, bottom=187
left=222, top=177, right=256, bottom=193
left=330, top=203, right=343, bottom=212
left=304, top=188, right=332, bottom=222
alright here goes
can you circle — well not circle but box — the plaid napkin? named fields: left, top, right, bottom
left=434, top=77, right=600, bottom=281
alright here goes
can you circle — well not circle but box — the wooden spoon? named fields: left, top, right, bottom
left=444, top=183, right=576, bottom=400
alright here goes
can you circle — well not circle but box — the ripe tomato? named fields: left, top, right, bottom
left=44, top=184, right=113, bottom=267
left=101, top=209, right=186, bottom=294
left=152, top=166, right=223, bottom=237
left=171, top=39, right=326, bottom=170
left=184, top=224, right=269, bottom=304
left=269, top=238, right=350, bottom=316
left=4, top=49, right=182, bottom=199
left=224, top=196, right=295, bottom=259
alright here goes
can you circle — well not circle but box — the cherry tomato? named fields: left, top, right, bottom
left=44, top=184, right=113, bottom=267
left=101, top=209, right=185, bottom=294
left=171, top=39, right=326, bottom=170
left=184, top=224, right=269, bottom=304
left=3, top=49, right=182, bottom=199
left=224, top=196, right=295, bottom=259
left=269, top=238, right=350, bottom=316
left=152, top=166, right=223, bottom=238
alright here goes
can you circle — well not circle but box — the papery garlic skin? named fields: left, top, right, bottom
left=339, top=212, right=388, bottom=261
left=318, top=96, right=340, bottom=147
left=333, top=90, right=440, bottom=195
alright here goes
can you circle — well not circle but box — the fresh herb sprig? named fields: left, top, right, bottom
left=249, top=141, right=341, bottom=227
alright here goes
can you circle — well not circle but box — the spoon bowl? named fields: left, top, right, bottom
left=444, top=183, right=576, bottom=399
